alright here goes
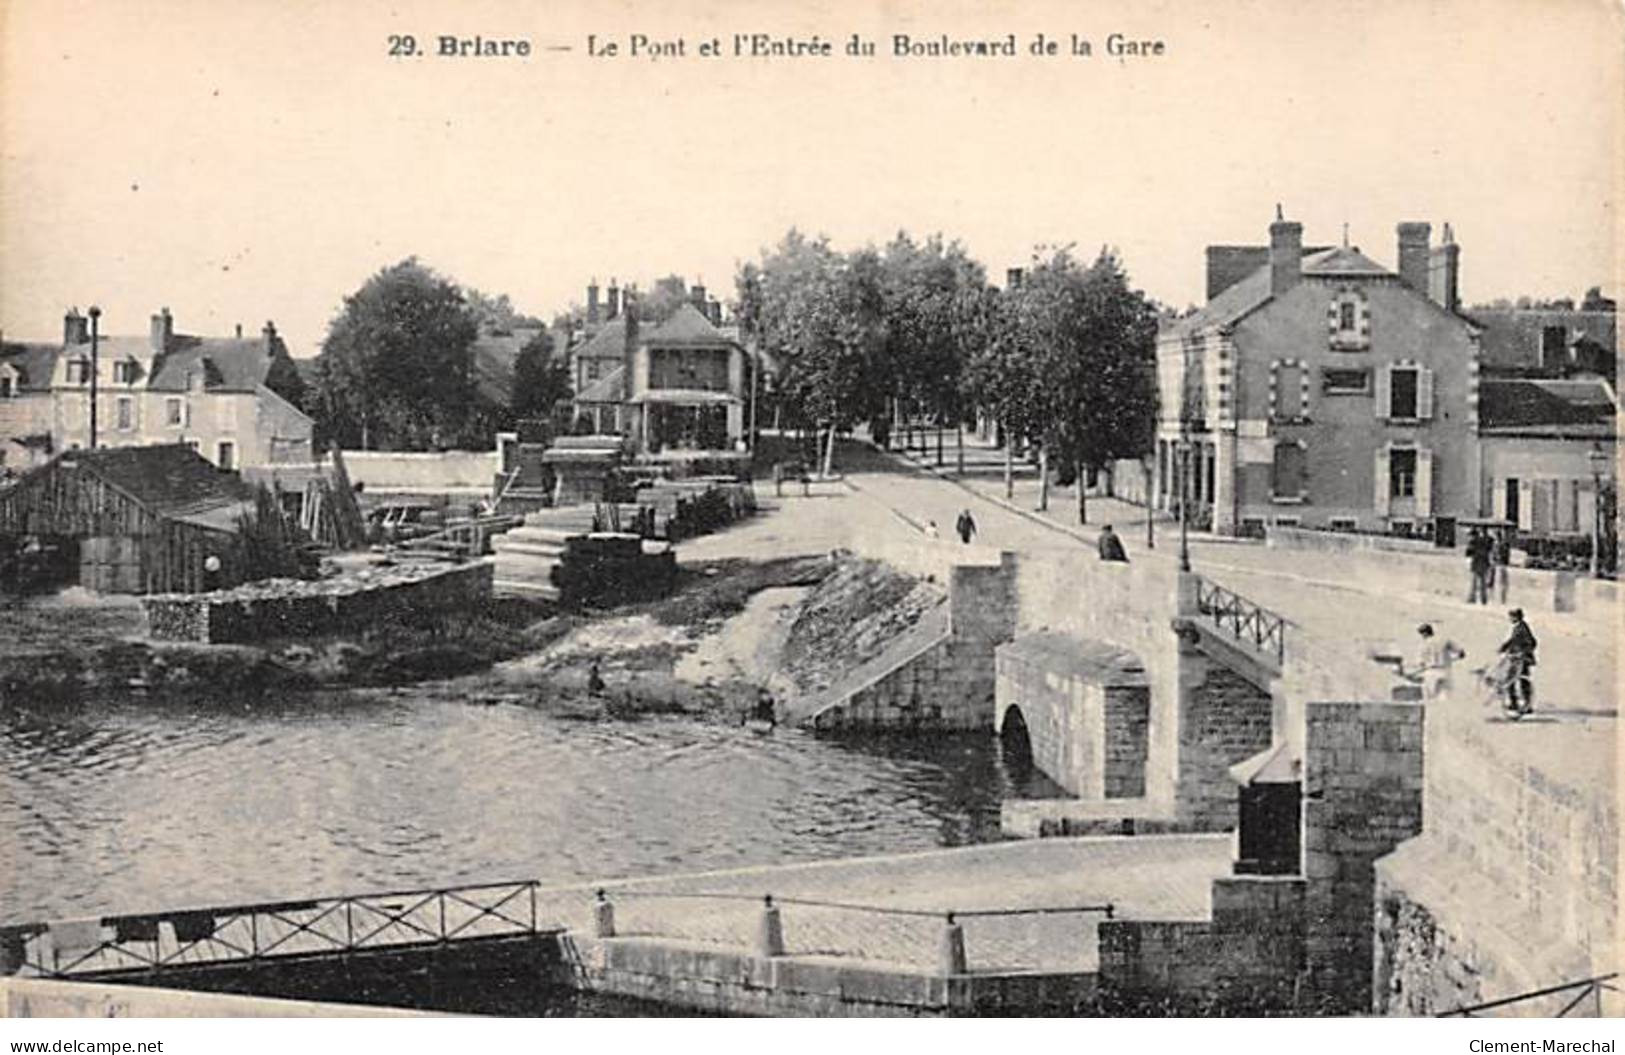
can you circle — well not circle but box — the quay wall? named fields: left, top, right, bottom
left=0, top=977, right=426, bottom=1017
left=143, top=562, right=493, bottom=644
left=1372, top=705, right=1618, bottom=1015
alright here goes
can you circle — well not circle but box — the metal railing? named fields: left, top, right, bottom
left=1437, top=971, right=1618, bottom=1018
left=2, top=879, right=550, bottom=980
left=1193, top=578, right=1288, bottom=665
left=589, top=888, right=1114, bottom=974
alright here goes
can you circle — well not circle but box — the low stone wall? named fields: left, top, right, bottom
left=341, top=449, right=500, bottom=494
left=1269, top=525, right=1614, bottom=615
left=1371, top=703, right=1617, bottom=1015
left=0, top=977, right=423, bottom=1017
left=569, top=935, right=1093, bottom=1016
left=143, top=562, right=493, bottom=644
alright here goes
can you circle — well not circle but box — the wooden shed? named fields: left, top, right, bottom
left=0, top=444, right=253, bottom=594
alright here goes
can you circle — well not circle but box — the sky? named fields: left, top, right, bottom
left=2, top=0, right=1620, bottom=357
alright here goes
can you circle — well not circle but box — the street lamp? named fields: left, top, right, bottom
left=1177, top=435, right=1192, bottom=572
left=1588, top=441, right=1610, bottom=578
left=87, top=306, right=101, bottom=449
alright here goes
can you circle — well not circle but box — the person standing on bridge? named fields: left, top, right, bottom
left=1407, top=623, right=1465, bottom=700
left=956, top=509, right=978, bottom=545
left=1497, top=608, right=1538, bottom=719
left=1467, top=528, right=1493, bottom=604
left=924, top=519, right=941, bottom=540
left=1097, top=524, right=1129, bottom=562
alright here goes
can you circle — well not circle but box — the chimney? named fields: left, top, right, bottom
left=622, top=290, right=639, bottom=406
left=1269, top=205, right=1303, bottom=297
left=607, top=280, right=621, bottom=321
left=707, top=298, right=722, bottom=326
left=1006, top=268, right=1024, bottom=290
left=587, top=279, right=601, bottom=324
left=1427, top=222, right=1460, bottom=313
left=1396, top=222, right=1431, bottom=292
left=150, top=307, right=173, bottom=353
left=63, top=308, right=89, bottom=346
left=235, top=323, right=243, bottom=339
left=262, top=320, right=278, bottom=353
left=690, top=284, right=707, bottom=311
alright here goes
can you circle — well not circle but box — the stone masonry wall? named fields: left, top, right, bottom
left=1103, top=686, right=1151, bottom=799
left=1301, top=701, right=1424, bottom=1013
left=1176, top=660, right=1275, bottom=830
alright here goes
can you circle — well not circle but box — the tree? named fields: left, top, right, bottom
left=311, top=258, right=481, bottom=450
left=739, top=231, right=889, bottom=474
left=511, top=329, right=571, bottom=438
left=1007, top=247, right=1159, bottom=523
left=1582, top=286, right=1616, bottom=312
left=464, top=287, right=544, bottom=332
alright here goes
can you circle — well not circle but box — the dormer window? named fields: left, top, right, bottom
left=66, top=357, right=91, bottom=385
left=113, top=359, right=138, bottom=385
left=187, top=370, right=205, bottom=392
left=1327, top=289, right=1371, bottom=351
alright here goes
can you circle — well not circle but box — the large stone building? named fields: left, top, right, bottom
left=0, top=308, right=313, bottom=478
left=1154, top=213, right=1617, bottom=540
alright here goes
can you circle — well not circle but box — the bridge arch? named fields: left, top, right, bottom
left=998, top=705, right=1033, bottom=768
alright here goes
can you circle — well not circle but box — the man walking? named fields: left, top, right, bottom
left=1407, top=623, right=1465, bottom=700
left=1467, top=528, right=1492, bottom=604
left=956, top=509, right=977, bottom=545
left=1497, top=608, right=1538, bottom=718
left=1098, top=524, right=1129, bottom=562
left=1493, top=529, right=1512, bottom=604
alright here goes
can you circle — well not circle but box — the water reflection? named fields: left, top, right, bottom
left=0, top=687, right=1059, bottom=921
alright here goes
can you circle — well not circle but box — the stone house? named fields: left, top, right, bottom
left=0, top=308, right=313, bottom=475
left=1154, top=213, right=1484, bottom=537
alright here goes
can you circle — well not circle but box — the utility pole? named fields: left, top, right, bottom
left=87, top=306, right=101, bottom=449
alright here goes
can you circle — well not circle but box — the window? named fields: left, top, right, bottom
left=1389, top=367, right=1419, bottom=419
left=586, top=360, right=602, bottom=381
left=1389, top=520, right=1415, bottom=538
left=1323, top=368, right=1370, bottom=395
left=0, top=375, right=13, bottom=399
left=649, top=348, right=730, bottom=392
left=1541, top=326, right=1567, bottom=372
left=1328, top=290, right=1371, bottom=350
left=216, top=441, right=236, bottom=470
left=1272, top=442, right=1307, bottom=501
left=1339, top=302, right=1357, bottom=331
left=115, top=396, right=133, bottom=431
left=1390, top=448, right=1417, bottom=497
left=1273, top=360, right=1307, bottom=420
left=166, top=398, right=185, bottom=427
left=1330, top=517, right=1358, bottom=532
left=1273, top=516, right=1301, bottom=528
left=1239, top=518, right=1267, bottom=539
left=113, top=360, right=137, bottom=384
left=67, top=357, right=91, bottom=385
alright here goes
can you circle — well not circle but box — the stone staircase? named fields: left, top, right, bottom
left=490, top=511, right=595, bottom=600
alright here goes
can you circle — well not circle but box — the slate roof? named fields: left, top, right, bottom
left=1477, top=378, right=1617, bottom=436
left=644, top=303, right=735, bottom=346
left=1471, top=309, right=1618, bottom=372
left=149, top=337, right=280, bottom=392
left=1300, top=245, right=1388, bottom=276
left=576, top=365, right=625, bottom=403
left=574, top=317, right=630, bottom=360
left=0, top=342, right=60, bottom=391
left=59, top=444, right=254, bottom=518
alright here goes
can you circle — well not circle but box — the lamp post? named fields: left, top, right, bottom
left=1177, top=435, right=1192, bottom=572
left=87, top=306, right=101, bottom=449
left=1145, top=450, right=1155, bottom=550
left=1588, top=442, right=1610, bottom=579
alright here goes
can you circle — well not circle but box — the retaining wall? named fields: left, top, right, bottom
left=144, top=562, right=493, bottom=644
left=341, top=449, right=501, bottom=494
left=0, top=977, right=424, bottom=1017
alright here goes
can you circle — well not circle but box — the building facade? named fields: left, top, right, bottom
left=0, top=309, right=313, bottom=479
left=1155, top=215, right=1484, bottom=537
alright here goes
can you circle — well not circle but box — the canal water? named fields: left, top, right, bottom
left=0, top=687, right=1056, bottom=922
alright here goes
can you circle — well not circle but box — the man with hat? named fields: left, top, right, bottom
left=1497, top=608, right=1538, bottom=718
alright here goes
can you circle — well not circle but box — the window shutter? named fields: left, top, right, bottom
left=1418, top=368, right=1435, bottom=420
left=1375, top=365, right=1391, bottom=420
left=1416, top=448, right=1433, bottom=517
left=1375, top=445, right=1391, bottom=515
left=1517, top=481, right=1533, bottom=531
left=1493, top=481, right=1507, bottom=521
left=1327, top=300, right=1339, bottom=337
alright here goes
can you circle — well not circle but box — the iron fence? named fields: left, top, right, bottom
left=2, top=879, right=549, bottom=980
left=1194, top=578, right=1287, bottom=665
left=1437, top=971, right=1617, bottom=1018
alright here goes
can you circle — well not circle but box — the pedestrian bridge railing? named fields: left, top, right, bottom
left=1437, top=971, right=1618, bottom=1018
left=1193, top=578, right=1288, bottom=667
left=588, top=888, right=1114, bottom=974
left=1, top=879, right=553, bottom=980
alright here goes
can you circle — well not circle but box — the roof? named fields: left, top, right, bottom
left=57, top=444, right=254, bottom=517
left=644, top=303, right=734, bottom=346
left=1300, top=245, right=1388, bottom=276
left=149, top=336, right=280, bottom=392
left=574, top=317, right=630, bottom=360
left=633, top=389, right=740, bottom=405
left=1470, top=309, right=1618, bottom=372
left=576, top=365, right=625, bottom=403
left=1229, top=742, right=1301, bottom=786
left=1478, top=378, right=1618, bottom=436
left=0, top=342, right=60, bottom=391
